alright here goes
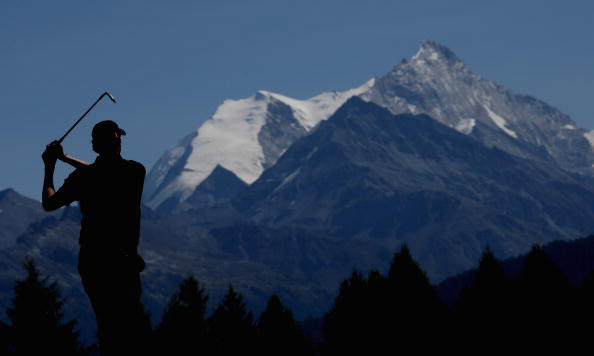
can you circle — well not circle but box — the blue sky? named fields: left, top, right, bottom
left=2, top=0, right=593, bottom=199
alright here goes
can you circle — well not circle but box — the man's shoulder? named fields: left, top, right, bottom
left=62, top=164, right=93, bottom=188
left=123, top=159, right=146, bottom=176
left=68, top=164, right=93, bottom=179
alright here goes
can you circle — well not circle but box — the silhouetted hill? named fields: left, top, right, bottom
left=437, top=234, right=594, bottom=304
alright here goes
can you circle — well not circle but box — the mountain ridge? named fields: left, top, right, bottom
left=145, top=40, right=594, bottom=214
left=228, top=97, right=594, bottom=279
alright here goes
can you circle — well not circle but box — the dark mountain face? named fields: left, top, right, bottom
left=0, top=189, right=59, bottom=249
left=233, top=97, right=594, bottom=280
left=156, top=165, right=248, bottom=214
left=186, top=165, right=248, bottom=207
left=257, top=97, right=308, bottom=171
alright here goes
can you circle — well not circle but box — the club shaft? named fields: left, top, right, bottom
left=58, top=92, right=113, bottom=144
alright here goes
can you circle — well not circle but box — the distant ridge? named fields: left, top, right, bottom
left=437, top=234, right=594, bottom=305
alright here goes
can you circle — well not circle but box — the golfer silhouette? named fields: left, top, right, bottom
left=42, top=120, right=147, bottom=355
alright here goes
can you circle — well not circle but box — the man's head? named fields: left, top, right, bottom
left=92, top=120, right=126, bottom=155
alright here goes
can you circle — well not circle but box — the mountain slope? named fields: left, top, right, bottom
left=232, top=97, right=594, bottom=280
left=0, top=189, right=59, bottom=248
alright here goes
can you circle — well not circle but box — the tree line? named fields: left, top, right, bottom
left=2, top=243, right=593, bottom=354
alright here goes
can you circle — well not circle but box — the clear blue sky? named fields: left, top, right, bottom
left=2, top=0, right=593, bottom=199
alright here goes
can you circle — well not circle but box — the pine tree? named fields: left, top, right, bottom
left=322, top=269, right=386, bottom=355
left=516, top=245, right=575, bottom=349
left=0, top=320, right=12, bottom=355
left=386, top=244, right=444, bottom=352
left=6, top=258, right=83, bottom=355
left=387, top=245, right=442, bottom=310
left=457, top=248, right=509, bottom=312
left=322, top=270, right=364, bottom=353
left=208, top=285, right=257, bottom=355
left=156, top=276, right=209, bottom=354
left=455, top=248, right=510, bottom=351
left=577, top=270, right=594, bottom=349
left=258, top=295, right=312, bottom=356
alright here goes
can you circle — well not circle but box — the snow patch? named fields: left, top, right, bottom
left=455, top=119, right=476, bottom=135
left=584, top=130, right=594, bottom=150
left=407, top=104, right=418, bottom=114
left=306, top=147, right=318, bottom=160
left=562, top=124, right=577, bottom=130
left=411, top=43, right=440, bottom=65
left=273, top=168, right=301, bottom=194
left=483, top=105, right=518, bottom=139
left=261, top=78, right=375, bottom=130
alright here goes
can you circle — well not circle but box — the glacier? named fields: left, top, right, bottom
left=144, top=79, right=375, bottom=209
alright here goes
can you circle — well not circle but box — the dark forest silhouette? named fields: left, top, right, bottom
left=3, top=242, right=594, bottom=354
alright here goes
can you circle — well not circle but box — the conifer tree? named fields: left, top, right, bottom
left=387, top=244, right=441, bottom=310
left=519, top=245, right=573, bottom=309
left=323, top=269, right=379, bottom=355
left=156, top=276, right=208, bottom=354
left=258, top=295, right=312, bottom=356
left=208, top=285, right=257, bottom=355
left=455, top=248, right=510, bottom=350
left=579, top=270, right=594, bottom=316
left=6, top=258, right=83, bottom=355
left=517, top=245, right=575, bottom=348
left=322, top=270, right=364, bottom=345
left=457, top=247, right=509, bottom=311
left=386, top=244, right=444, bottom=351
left=0, top=320, right=11, bottom=355
left=577, top=270, right=594, bottom=349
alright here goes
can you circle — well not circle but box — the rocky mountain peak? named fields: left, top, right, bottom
left=366, top=41, right=594, bottom=175
left=395, top=40, right=466, bottom=74
left=416, top=40, right=461, bottom=63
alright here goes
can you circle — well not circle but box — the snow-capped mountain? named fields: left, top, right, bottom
left=145, top=40, right=594, bottom=212
left=144, top=79, right=374, bottom=211
left=368, top=41, right=594, bottom=173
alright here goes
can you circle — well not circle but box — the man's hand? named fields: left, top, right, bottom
left=42, top=141, right=65, bottom=167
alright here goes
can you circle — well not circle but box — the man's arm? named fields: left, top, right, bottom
left=42, top=162, right=58, bottom=211
left=60, top=154, right=90, bottom=169
left=41, top=141, right=75, bottom=211
left=49, top=140, right=91, bottom=169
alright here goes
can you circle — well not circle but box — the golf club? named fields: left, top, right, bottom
left=57, top=92, right=117, bottom=143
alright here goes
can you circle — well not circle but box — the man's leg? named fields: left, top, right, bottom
left=80, top=261, right=146, bottom=355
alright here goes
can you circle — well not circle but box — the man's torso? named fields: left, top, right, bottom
left=58, top=155, right=146, bottom=254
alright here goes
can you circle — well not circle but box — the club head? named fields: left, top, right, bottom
left=106, top=92, right=117, bottom=103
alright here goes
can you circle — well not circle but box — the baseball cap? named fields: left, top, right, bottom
left=92, top=120, right=126, bottom=140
